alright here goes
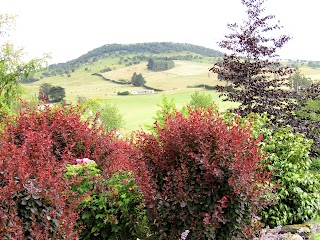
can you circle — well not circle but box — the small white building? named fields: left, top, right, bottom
left=131, top=90, right=155, bottom=95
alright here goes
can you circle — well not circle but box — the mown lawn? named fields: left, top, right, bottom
left=105, top=89, right=238, bottom=132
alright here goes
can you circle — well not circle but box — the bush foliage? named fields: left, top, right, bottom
left=259, top=126, right=320, bottom=227
left=135, top=107, right=272, bottom=239
left=235, top=113, right=320, bottom=227
left=0, top=103, right=124, bottom=239
left=65, top=161, right=151, bottom=240
left=0, top=96, right=318, bottom=239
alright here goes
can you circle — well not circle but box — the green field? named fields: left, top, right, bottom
left=21, top=55, right=320, bottom=134
left=105, top=90, right=238, bottom=132
left=21, top=59, right=234, bottom=133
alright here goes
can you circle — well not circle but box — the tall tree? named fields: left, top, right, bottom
left=38, top=83, right=65, bottom=103
left=38, top=83, right=52, bottom=101
left=49, top=86, right=65, bottom=103
left=189, top=91, right=214, bottom=110
left=131, top=72, right=146, bottom=87
left=210, top=0, right=294, bottom=121
left=0, top=14, right=47, bottom=113
left=289, top=69, right=313, bottom=91
left=209, top=0, right=320, bottom=156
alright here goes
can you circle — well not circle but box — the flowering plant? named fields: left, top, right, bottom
left=76, top=158, right=95, bottom=165
left=65, top=158, right=100, bottom=195
left=65, top=159, right=151, bottom=239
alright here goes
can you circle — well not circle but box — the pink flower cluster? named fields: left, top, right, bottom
left=181, top=229, right=190, bottom=240
left=76, top=158, right=94, bottom=164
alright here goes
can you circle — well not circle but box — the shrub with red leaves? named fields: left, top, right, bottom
left=134, top=107, right=272, bottom=239
left=0, top=104, right=132, bottom=239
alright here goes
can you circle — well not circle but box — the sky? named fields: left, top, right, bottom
left=1, top=0, right=319, bottom=64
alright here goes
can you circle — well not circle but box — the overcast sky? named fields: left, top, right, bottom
left=1, top=0, right=319, bottom=64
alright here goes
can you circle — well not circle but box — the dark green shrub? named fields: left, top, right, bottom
left=13, top=180, right=61, bottom=239
left=100, top=67, right=112, bottom=73
left=117, top=91, right=130, bottom=96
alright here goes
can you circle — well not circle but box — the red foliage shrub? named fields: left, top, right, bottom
left=134, top=107, right=272, bottom=239
left=0, top=104, right=141, bottom=239
left=98, top=139, right=156, bottom=205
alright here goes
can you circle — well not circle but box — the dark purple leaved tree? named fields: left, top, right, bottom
left=210, top=0, right=320, bottom=156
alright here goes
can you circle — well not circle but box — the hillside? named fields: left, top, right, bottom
left=20, top=42, right=320, bottom=132
left=21, top=42, right=224, bottom=101
left=44, top=42, right=224, bottom=77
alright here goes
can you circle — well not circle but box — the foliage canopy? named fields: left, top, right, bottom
left=0, top=14, right=48, bottom=113
left=131, top=72, right=146, bottom=87
left=210, top=0, right=320, bottom=156
left=38, top=83, right=66, bottom=103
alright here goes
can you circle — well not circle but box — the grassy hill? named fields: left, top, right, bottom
left=20, top=42, right=320, bottom=133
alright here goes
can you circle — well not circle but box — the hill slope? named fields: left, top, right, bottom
left=44, top=42, right=223, bottom=76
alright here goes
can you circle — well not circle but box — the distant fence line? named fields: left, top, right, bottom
left=92, top=73, right=163, bottom=92
left=187, top=84, right=215, bottom=90
left=92, top=73, right=130, bottom=85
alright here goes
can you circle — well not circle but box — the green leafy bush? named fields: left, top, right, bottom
left=65, top=159, right=151, bottom=240
left=189, top=91, right=215, bottom=110
left=311, top=158, right=320, bottom=172
left=315, top=233, right=320, bottom=240
left=227, top=113, right=320, bottom=227
left=259, top=127, right=320, bottom=227
left=78, top=98, right=125, bottom=132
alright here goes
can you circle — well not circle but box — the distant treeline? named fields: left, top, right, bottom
left=72, top=42, right=223, bottom=65
left=42, top=42, right=223, bottom=77
left=308, top=61, right=320, bottom=69
left=20, top=75, right=39, bottom=84
left=187, top=84, right=216, bottom=90
left=142, top=84, right=163, bottom=92
left=147, top=58, right=174, bottom=71
left=92, top=73, right=163, bottom=92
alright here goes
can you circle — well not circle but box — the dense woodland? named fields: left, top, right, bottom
left=147, top=58, right=175, bottom=71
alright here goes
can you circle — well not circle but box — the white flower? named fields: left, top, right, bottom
left=181, top=229, right=190, bottom=240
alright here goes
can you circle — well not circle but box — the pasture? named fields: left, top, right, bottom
left=105, top=90, right=238, bottom=132
left=21, top=59, right=320, bottom=133
left=21, top=60, right=233, bottom=132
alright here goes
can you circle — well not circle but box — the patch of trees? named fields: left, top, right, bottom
left=20, top=75, right=39, bottom=84
left=308, top=61, right=320, bottom=69
left=147, top=58, right=174, bottom=71
left=131, top=72, right=146, bottom=87
left=118, top=56, right=141, bottom=66
left=38, top=83, right=66, bottom=103
left=0, top=14, right=46, bottom=115
left=289, top=69, right=313, bottom=91
left=99, top=67, right=112, bottom=73
left=81, top=42, right=223, bottom=62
